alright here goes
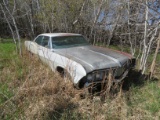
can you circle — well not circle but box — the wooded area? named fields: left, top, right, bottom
left=1, top=1, right=160, bottom=119
left=0, top=0, right=160, bottom=75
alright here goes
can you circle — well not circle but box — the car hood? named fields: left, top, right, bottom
left=54, top=45, right=131, bottom=73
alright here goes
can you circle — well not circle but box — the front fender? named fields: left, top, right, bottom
left=48, top=52, right=87, bottom=84
left=60, top=59, right=87, bottom=84
left=71, top=63, right=87, bottom=84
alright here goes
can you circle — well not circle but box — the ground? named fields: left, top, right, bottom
left=0, top=41, right=160, bottom=120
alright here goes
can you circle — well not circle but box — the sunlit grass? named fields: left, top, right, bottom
left=0, top=40, right=160, bottom=119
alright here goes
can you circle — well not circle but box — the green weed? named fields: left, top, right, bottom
left=0, top=40, right=160, bottom=119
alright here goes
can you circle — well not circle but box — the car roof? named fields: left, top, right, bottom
left=40, top=33, right=82, bottom=37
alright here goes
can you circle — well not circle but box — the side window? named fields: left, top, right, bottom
left=42, top=36, right=50, bottom=48
left=35, top=36, right=43, bottom=45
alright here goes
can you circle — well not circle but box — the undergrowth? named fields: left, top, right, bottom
left=0, top=42, right=160, bottom=120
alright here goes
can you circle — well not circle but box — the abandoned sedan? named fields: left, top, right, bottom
left=25, top=33, right=135, bottom=89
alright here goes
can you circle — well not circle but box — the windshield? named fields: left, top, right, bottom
left=51, top=36, right=90, bottom=49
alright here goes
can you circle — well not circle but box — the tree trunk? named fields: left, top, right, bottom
left=0, top=4, right=18, bottom=53
left=150, top=34, right=160, bottom=79
left=2, top=0, right=22, bottom=56
left=90, top=0, right=104, bottom=42
left=139, top=0, right=148, bottom=74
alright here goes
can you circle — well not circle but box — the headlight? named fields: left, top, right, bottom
left=87, top=71, right=106, bottom=82
left=95, top=73, right=101, bottom=79
left=87, top=74, right=95, bottom=82
left=95, top=71, right=105, bottom=80
left=115, top=67, right=125, bottom=77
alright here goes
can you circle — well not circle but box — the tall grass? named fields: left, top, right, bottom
left=0, top=43, right=82, bottom=119
left=0, top=42, right=160, bottom=120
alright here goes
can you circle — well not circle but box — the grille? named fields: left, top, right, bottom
left=114, top=63, right=128, bottom=77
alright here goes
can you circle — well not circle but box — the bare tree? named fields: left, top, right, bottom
left=139, top=0, right=149, bottom=73
left=150, top=33, right=160, bottom=79
left=1, top=0, right=22, bottom=55
left=90, top=0, right=104, bottom=44
left=0, top=4, right=18, bottom=52
left=0, top=0, right=160, bottom=76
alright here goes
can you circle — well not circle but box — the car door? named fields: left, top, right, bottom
left=49, top=37, right=77, bottom=79
left=42, top=36, right=52, bottom=65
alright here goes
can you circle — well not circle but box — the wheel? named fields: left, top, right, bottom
left=57, top=67, right=71, bottom=81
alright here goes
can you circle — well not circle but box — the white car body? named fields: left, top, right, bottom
left=25, top=33, right=87, bottom=85
left=25, top=33, right=135, bottom=88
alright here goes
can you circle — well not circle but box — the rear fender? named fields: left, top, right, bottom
left=25, top=41, right=38, bottom=54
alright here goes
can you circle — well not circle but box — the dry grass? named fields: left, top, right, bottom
left=1, top=43, right=160, bottom=120
left=0, top=49, right=79, bottom=119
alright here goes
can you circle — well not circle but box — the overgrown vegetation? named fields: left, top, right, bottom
left=0, top=0, right=160, bottom=119
left=0, top=42, right=160, bottom=119
left=0, top=0, right=160, bottom=73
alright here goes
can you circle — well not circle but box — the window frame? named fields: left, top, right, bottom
left=34, top=35, right=52, bottom=49
left=34, top=35, right=43, bottom=45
